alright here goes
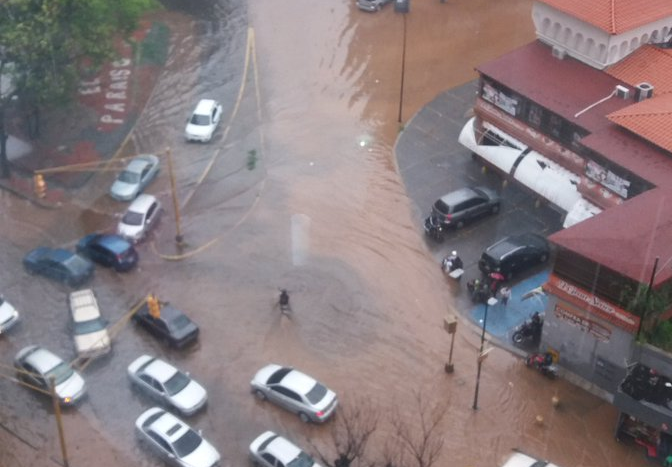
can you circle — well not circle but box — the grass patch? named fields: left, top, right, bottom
left=138, top=22, right=170, bottom=66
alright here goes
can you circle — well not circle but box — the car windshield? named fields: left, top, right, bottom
left=122, top=211, right=144, bottom=226
left=46, top=361, right=75, bottom=385
left=164, top=371, right=191, bottom=396
left=74, top=317, right=106, bottom=335
left=190, top=114, right=210, bottom=126
left=288, top=451, right=316, bottom=467
left=173, top=429, right=202, bottom=457
left=118, top=170, right=140, bottom=183
left=305, top=382, right=328, bottom=404
left=62, top=254, right=89, bottom=271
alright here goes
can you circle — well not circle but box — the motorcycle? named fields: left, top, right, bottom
left=424, top=215, right=444, bottom=243
left=442, top=253, right=464, bottom=280
left=512, top=312, right=543, bottom=345
left=525, top=352, right=558, bottom=379
left=467, top=278, right=491, bottom=303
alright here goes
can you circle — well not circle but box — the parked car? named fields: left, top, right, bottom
left=132, top=300, right=199, bottom=348
left=249, top=431, right=322, bottom=467
left=184, top=99, right=223, bottom=143
left=14, top=345, right=87, bottom=405
left=135, top=407, right=220, bottom=467
left=69, top=289, right=111, bottom=358
left=500, top=452, right=561, bottom=467
left=478, top=232, right=550, bottom=280
left=356, top=0, right=392, bottom=11
left=424, top=186, right=500, bottom=236
left=109, top=154, right=160, bottom=201
left=250, top=364, right=338, bottom=423
left=76, top=234, right=138, bottom=272
left=0, top=295, right=20, bottom=334
left=128, top=355, right=207, bottom=416
left=23, top=247, right=94, bottom=286
left=117, top=194, right=162, bottom=243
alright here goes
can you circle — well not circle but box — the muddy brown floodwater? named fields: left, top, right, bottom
left=0, top=1, right=651, bottom=467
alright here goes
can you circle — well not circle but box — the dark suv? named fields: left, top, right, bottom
left=478, top=233, right=550, bottom=279
left=424, top=186, right=500, bottom=238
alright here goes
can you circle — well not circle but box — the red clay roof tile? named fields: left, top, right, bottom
left=539, top=0, right=672, bottom=34
left=607, top=93, right=672, bottom=153
left=607, top=46, right=672, bottom=95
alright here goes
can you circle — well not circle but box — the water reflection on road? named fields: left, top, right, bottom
left=0, top=1, right=650, bottom=467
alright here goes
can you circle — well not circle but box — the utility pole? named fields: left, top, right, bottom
left=165, top=147, right=184, bottom=247
left=49, top=376, right=70, bottom=467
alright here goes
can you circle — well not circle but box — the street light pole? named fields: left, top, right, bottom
left=473, top=297, right=498, bottom=410
left=165, top=147, right=184, bottom=247
left=49, top=376, right=69, bottom=467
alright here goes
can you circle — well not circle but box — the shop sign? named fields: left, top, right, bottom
left=545, top=274, right=640, bottom=333
left=585, top=159, right=630, bottom=198
left=482, top=83, right=519, bottom=116
left=554, top=303, right=611, bottom=342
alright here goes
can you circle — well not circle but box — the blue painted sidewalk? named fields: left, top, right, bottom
left=470, top=270, right=550, bottom=338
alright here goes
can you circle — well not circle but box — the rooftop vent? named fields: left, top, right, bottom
left=635, top=82, right=654, bottom=102
left=615, top=85, right=629, bottom=99
left=551, top=46, right=567, bottom=60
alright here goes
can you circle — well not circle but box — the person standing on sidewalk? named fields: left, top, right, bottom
left=499, top=286, right=511, bottom=306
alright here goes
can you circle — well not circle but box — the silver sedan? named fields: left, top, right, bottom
left=128, top=355, right=207, bottom=416
left=250, top=364, right=338, bottom=423
left=109, top=154, right=160, bottom=201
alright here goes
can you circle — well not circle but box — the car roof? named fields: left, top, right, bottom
left=46, top=248, right=74, bottom=262
left=70, top=290, right=101, bottom=322
left=143, top=358, right=178, bottom=383
left=127, top=158, right=150, bottom=173
left=501, top=452, right=559, bottom=467
left=280, top=369, right=317, bottom=394
left=438, top=187, right=487, bottom=207
left=487, top=233, right=547, bottom=258
left=24, top=347, right=61, bottom=374
left=96, top=235, right=132, bottom=254
left=194, top=99, right=217, bottom=115
left=265, top=436, right=302, bottom=464
left=128, top=194, right=158, bottom=213
left=149, top=411, right=190, bottom=442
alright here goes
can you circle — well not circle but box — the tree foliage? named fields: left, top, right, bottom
left=0, top=0, right=156, bottom=106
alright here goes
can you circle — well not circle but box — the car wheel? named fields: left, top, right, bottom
left=254, top=390, right=267, bottom=401
left=491, top=203, right=500, bottom=214
left=299, top=412, right=311, bottom=423
left=455, top=220, right=465, bottom=229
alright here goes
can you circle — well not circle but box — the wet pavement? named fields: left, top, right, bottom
left=0, top=1, right=653, bottom=467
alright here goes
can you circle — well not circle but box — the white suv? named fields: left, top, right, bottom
left=69, top=289, right=111, bottom=358
left=184, top=99, right=222, bottom=142
left=118, top=194, right=162, bottom=243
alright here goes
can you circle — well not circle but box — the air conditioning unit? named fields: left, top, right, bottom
left=615, top=85, right=630, bottom=99
left=635, top=82, right=654, bottom=101
left=551, top=46, right=567, bottom=60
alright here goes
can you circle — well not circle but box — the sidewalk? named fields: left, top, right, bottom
left=0, top=19, right=167, bottom=208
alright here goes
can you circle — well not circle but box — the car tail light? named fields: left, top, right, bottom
left=316, top=410, right=324, bottom=418
left=445, top=214, right=452, bottom=221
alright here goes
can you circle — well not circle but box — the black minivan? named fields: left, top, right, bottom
left=478, top=233, right=550, bottom=279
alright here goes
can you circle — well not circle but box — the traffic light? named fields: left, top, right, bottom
left=33, top=174, right=46, bottom=198
left=147, top=294, right=161, bottom=318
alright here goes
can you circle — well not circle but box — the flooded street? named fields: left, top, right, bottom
left=0, top=1, right=650, bottom=466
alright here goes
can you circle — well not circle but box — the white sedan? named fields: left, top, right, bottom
left=0, top=295, right=19, bottom=334
left=128, top=355, right=207, bottom=416
left=136, top=407, right=220, bottom=467
left=250, top=431, right=322, bottom=467
left=250, top=364, right=338, bottom=423
left=109, top=154, right=160, bottom=201
left=117, top=194, right=162, bottom=243
left=184, top=99, right=222, bottom=142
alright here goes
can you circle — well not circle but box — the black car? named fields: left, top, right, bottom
left=478, top=233, right=550, bottom=280
left=132, top=301, right=199, bottom=348
left=76, top=234, right=138, bottom=272
left=424, top=186, right=500, bottom=238
left=356, top=0, right=393, bottom=12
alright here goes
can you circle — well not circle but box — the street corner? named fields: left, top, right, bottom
left=76, top=19, right=169, bottom=145
left=0, top=173, right=66, bottom=208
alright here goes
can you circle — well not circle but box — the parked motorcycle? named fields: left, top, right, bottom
left=525, top=352, right=558, bottom=379
left=512, top=312, right=543, bottom=345
left=442, top=252, right=464, bottom=280
left=467, top=278, right=491, bottom=303
left=424, top=215, right=444, bottom=243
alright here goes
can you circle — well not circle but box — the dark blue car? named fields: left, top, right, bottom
left=23, top=247, right=94, bottom=286
left=76, top=234, right=138, bottom=272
